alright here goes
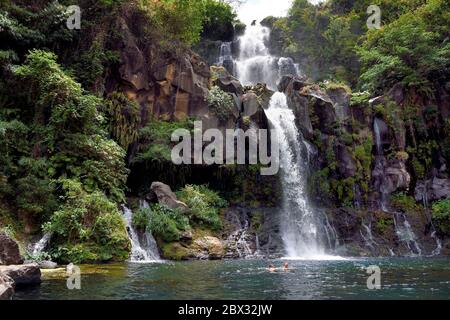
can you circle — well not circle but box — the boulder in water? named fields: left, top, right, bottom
left=0, top=273, right=14, bottom=300
left=0, top=232, right=23, bottom=265
left=0, top=263, right=41, bottom=286
left=191, top=236, right=225, bottom=260
left=38, top=261, right=58, bottom=270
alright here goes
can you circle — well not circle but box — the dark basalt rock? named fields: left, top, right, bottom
left=0, top=232, right=23, bottom=266
left=415, top=178, right=450, bottom=203
left=0, top=263, right=41, bottom=286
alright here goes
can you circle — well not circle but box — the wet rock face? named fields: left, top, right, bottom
left=372, top=158, right=411, bottom=197
left=0, top=232, right=23, bottom=266
left=336, top=143, right=357, bottom=178
left=326, top=87, right=351, bottom=123
left=415, top=178, right=450, bottom=203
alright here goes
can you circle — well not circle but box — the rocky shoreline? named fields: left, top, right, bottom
left=0, top=232, right=42, bottom=300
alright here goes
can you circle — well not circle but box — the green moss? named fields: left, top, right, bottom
left=391, top=193, right=421, bottom=213
left=375, top=217, right=394, bottom=235
left=160, top=242, right=191, bottom=261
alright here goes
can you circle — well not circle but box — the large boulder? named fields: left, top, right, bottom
left=415, top=178, right=450, bottom=203
left=150, top=182, right=189, bottom=212
left=213, top=71, right=243, bottom=96
left=0, top=263, right=41, bottom=286
left=191, top=236, right=225, bottom=260
left=0, top=232, right=23, bottom=265
left=373, top=158, right=411, bottom=196
left=0, top=273, right=14, bottom=300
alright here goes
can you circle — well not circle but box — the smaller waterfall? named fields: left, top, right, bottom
left=394, top=213, right=422, bottom=256
left=431, top=231, right=442, bottom=256
left=360, top=222, right=378, bottom=253
left=373, top=118, right=390, bottom=212
left=31, top=233, right=52, bottom=256
left=374, top=118, right=384, bottom=156
left=324, top=214, right=339, bottom=250
left=225, top=211, right=256, bottom=259
left=218, top=42, right=235, bottom=75
left=122, top=202, right=161, bottom=263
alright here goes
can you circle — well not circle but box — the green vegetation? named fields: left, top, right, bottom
left=149, top=204, right=190, bottom=242
left=177, top=184, right=228, bottom=230
left=43, top=179, right=130, bottom=263
left=134, top=119, right=194, bottom=163
left=432, top=198, right=450, bottom=237
left=207, top=86, right=235, bottom=122
left=132, top=207, right=151, bottom=231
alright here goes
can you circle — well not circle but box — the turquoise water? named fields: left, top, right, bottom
left=14, top=257, right=450, bottom=300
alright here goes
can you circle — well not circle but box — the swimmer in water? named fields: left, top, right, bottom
left=283, top=262, right=289, bottom=271
left=267, top=264, right=276, bottom=272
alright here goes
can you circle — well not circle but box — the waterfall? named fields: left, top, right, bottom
left=360, top=222, right=378, bottom=254
left=235, top=23, right=300, bottom=90
left=265, top=93, right=326, bottom=258
left=374, top=118, right=383, bottom=156
left=394, top=213, right=422, bottom=256
left=233, top=22, right=340, bottom=259
left=31, top=233, right=52, bottom=256
left=122, top=201, right=161, bottom=263
left=218, top=42, right=235, bottom=75
left=431, top=231, right=442, bottom=256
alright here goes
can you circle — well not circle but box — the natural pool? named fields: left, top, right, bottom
left=14, top=257, right=450, bottom=300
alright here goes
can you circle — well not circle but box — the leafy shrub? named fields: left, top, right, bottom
left=391, top=193, right=421, bottom=213
left=105, top=92, right=141, bottom=149
left=177, top=185, right=227, bottom=230
left=139, top=0, right=207, bottom=45
left=432, top=198, right=450, bottom=237
left=206, top=86, right=235, bottom=122
left=149, top=204, right=190, bottom=242
left=44, top=179, right=130, bottom=263
left=132, top=207, right=151, bottom=231
left=134, top=119, right=193, bottom=163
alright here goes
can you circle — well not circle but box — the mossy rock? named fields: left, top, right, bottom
left=160, top=242, right=192, bottom=261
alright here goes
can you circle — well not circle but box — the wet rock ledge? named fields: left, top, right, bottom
left=0, top=232, right=42, bottom=300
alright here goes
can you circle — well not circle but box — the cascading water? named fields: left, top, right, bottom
left=234, top=22, right=338, bottom=259
left=31, top=233, right=52, bottom=256
left=360, top=222, right=378, bottom=254
left=218, top=42, right=235, bottom=75
left=235, top=23, right=300, bottom=90
left=265, top=93, right=328, bottom=258
left=394, top=213, right=422, bottom=256
left=122, top=201, right=161, bottom=263
left=373, top=118, right=390, bottom=212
